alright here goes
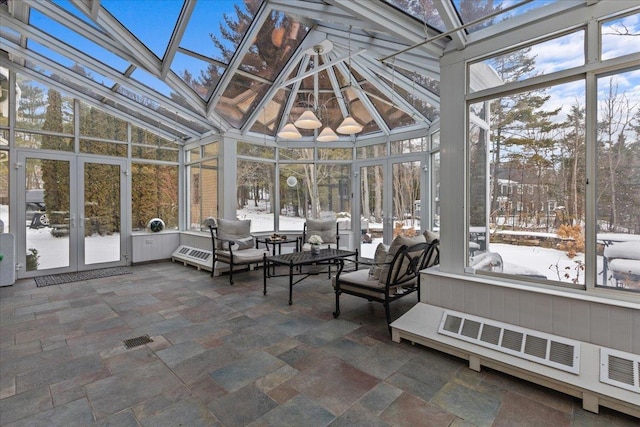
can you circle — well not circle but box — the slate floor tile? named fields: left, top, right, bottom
left=0, top=263, right=636, bottom=427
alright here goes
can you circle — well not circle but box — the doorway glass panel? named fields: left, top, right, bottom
left=360, top=164, right=384, bottom=258
left=25, top=158, right=70, bottom=271
left=84, top=162, right=121, bottom=264
left=392, top=161, right=421, bottom=239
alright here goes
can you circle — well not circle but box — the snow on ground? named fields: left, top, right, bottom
left=0, top=202, right=624, bottom=287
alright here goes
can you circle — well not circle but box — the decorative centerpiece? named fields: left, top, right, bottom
left=308, top=235, right=323, bottom=255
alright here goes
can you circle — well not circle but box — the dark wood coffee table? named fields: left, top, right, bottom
left=263, top=248, right=358, bottom=305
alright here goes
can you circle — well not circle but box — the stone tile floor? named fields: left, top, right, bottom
left=1, top=262, right=638, bottom=426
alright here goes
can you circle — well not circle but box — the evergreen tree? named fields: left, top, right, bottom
left=488, top=47, right=537, bottom=223
left=40, top=89, right=70, bottom=233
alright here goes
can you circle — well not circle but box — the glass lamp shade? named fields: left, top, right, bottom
left=336, top=116, right=363, bottom=134
left=277, top=122, right=302, bottom=139
left=294, top=110, right=322, bottom=129
left=317, top=126, right=339, bottom=142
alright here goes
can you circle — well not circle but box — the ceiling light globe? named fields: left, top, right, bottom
left=277, top=123, right=302, bottom=139
left=317, top=127, right=339, bottom=142
left=336, top=116, right=363, bottom=134
left=294, top=110, right=322, bottom=129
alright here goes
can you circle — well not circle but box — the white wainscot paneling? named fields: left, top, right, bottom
left=132, top=231, right=180, bottom=263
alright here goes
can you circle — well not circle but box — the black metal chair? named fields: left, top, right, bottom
left=209, top=218, right=270, bottom=285
left=301, top=218, right=341, bottom=251
left=332, top=239, right=440, bottom=333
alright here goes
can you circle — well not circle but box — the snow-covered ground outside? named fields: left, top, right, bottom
left=2, top=203, right=633, bottom=289
left=236, top=201, right=593, bottom=285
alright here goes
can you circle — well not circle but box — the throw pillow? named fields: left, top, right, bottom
left=379, top=234, right=426, bottom=284
left=423, top=229, right=439, bottom=244
left=369, top=242, right=389, bottom=280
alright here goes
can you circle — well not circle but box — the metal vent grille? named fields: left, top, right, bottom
left=443, top=315, right=462, bottom=333
left=501, top=329, right=523, bottom=352
left=124, top=334, right=153, bottom=349
left=172, top=245, right=213, bottom=271
left=549, top=341, right=575, bottom=367
left=438, top=310, right=580, bottom=374
left=524, top=335, right=548, bottom=359
left=461, top=319, right=481, bottom=339
left=480, top=324, right=501, bottom=345
left=600, top=348, right=640, bottom=393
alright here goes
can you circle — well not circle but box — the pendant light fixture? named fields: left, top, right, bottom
left=336, top=26, right=362, bottom=135
left=278, top=34, right=362, bottom=141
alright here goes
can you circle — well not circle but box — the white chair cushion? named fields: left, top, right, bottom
left=216, top=248, right=270, bottom=264
left=217, top=219, right=253, bottom=249
left=306, top=218, right=337, bottom=244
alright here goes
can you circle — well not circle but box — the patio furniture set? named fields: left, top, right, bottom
left=208, top=218, right=440, bottom=331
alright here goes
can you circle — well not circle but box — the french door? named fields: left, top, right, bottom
left=356, top=156, right=426, bottom=258
left=16, top=152, right=127, bottom=278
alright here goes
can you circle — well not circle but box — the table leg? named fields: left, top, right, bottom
left=263, top=254, right=267, bottom=295
left=288, top=264, right=294, bottom=305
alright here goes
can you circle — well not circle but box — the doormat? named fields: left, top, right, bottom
left=34, top=267, right=132, bottom=287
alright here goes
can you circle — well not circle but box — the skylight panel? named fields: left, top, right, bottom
left=378, top=74, right=439, bottom=122
left=116, top=84, right=161, bottom=111
left=27, top=40, right=75, bottom=69
left=180, top=0, right=239, bottom=64
left=454, top=0, right=555, bottom=34
left=171, top=51, right=224, bottom=101
left=29, top=9, right=129, bottom=73
left=237, top=11, right=309, bottom=81
left=384, top=0, right=446, bottom=32
left=215, top=73, right=269, bottom=128
left=131, top=68, right=175, bottom=98
left=362, top=81, right=416, bottom=129
left=102, top=0, right=183, bottom=60
left=180, top=0, right=264, bottom=65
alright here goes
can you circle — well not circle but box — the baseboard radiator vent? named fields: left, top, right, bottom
left=171, top=245, right=213, bottom=271
left=600, top=348, right=640, bottom=394
left=438, top=310, right=580, bottom=374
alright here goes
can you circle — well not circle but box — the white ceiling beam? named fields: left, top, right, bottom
left=318, top=26, right=440, bottom=78
left=276, top=48, right=364, bottom=90
left=88, top=0, right=100, bottom=20
left=433, top=0, right=466, bottom=50
left=325, top=0, right=447, bottom=57
left=161, top=0, right=196, bottom=79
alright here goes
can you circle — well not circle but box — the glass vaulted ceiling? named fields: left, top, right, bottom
left=1, top=0, right=562, bottom=144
